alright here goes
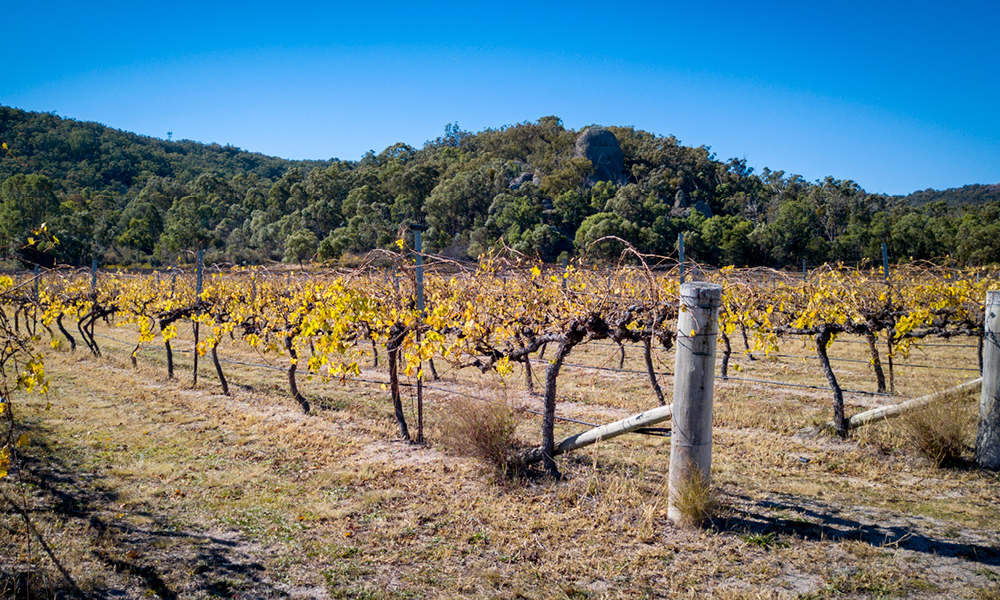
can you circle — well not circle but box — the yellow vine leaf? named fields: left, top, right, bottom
left=495, top=356, right=513, bottom=377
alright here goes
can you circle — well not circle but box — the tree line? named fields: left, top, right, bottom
left=2, top=105, right=998, bottom=268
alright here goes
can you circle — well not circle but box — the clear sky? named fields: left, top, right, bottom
left=3, top=0, right=998, bottom=196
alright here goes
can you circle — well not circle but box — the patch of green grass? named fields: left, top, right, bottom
left=740, top=531, right=787, bottom=549
left=978, top=568, right=1000, bottom=582
left=975, top=587, right=1000, bottom=600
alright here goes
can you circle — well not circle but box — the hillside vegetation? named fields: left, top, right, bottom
left=2, top=105, right=998, bottom=268
left=905, top=183, right=1000, bottom=207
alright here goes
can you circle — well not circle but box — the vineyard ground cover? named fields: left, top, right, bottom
left=3, top=320, right=999, bottom=599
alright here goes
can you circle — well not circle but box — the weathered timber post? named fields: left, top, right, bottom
left=883, top=243, right=895, bottom=394
left=678, top=233, right=686, bottom=284
left=411, top=223, right=427, bottom=444
left=836, top=378, right=981, bottom=431
left=976, top=290, right=1000, bottom=469
left=193, top=249, right=203, bottom=385
left=91, top=259, right=98, bottom=292
left=668, top=282, right=721, bottom=524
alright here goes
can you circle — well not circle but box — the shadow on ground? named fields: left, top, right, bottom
left=717, top=490, right=1000, bottom=566
left=1, top=419, right=290, bottom=599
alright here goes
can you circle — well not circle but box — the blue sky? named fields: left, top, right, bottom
left=3, top=0, right=998, bottom=196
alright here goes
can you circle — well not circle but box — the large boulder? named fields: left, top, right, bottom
left=574, top=127, right=625, bottom=186
left=670, top=190, right=713, bottom=219
left=692, top=199, right=713, bottom=219
left=508, top=171, right=542, bottom=190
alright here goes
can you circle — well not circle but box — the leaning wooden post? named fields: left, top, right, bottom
left=975, top=290, right=1000, bottom=469
left=668, top=282, right=722, bottom=524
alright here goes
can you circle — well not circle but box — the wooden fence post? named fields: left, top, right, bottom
left=668, top=282, right=722, bottom=524
left=411, top=223, right=427, bottom=444
left=976, top=290, right=1000, bottom=469
left=193, top=249, right=204, bottom=385
left=678, top=233, right=686, bottom=284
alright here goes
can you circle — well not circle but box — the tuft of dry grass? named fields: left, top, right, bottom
left=436, top=392, right=525, bottom=480
left=901, top=397, right=972, bottom=468
left=669, top=464, right=721, bottom=529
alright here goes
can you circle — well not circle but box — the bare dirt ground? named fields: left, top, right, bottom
left=2, top=326, right=999, bottom=599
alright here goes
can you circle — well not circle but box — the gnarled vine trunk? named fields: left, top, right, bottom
left=866, top=330, right=886, bottom=394
left=284, top=334, right=310, bottom=413
left=56, top=313, right=75, bottom=352
left=816, top=329, right=846, bottom=438
left=719, top=331, right=731, bottom=379
left=386, top=323, right=410, bottom=441
left=212, top=343, right=229, bottom=396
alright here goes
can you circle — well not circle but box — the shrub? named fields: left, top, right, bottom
left=437, top=393, right=525, bottom=480
left=902, top=398, right=971, bottom=468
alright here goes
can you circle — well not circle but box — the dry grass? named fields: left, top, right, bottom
left=436, top=391, right=526, bottom=480
left=669, top=464, right=722, bottom=529
left=1, top=324, right=997, bottom=599
left=902, top=397, right=974, bottom=468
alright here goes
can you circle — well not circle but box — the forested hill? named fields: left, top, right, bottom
left=0, top=106, right=332, bottom=192
left=2, top=104, right=999, bottom=268
left=903, top=183, right=1000, bottom=207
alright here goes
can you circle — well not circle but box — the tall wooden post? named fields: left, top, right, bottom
left=668, top=282, right=721, bottom=524
left=32, top=265, right=40, bottom=336
left=678, top=233, right=686, bottom=284
left=883, top=243, right=895, bottom=394
left=193, top=249, right=204, bottom=385
left=976, top=290, right=1000, bottom=469
left=412, top=223, right=428, bottom=444
left=881, top=243, right=890, bottom=286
